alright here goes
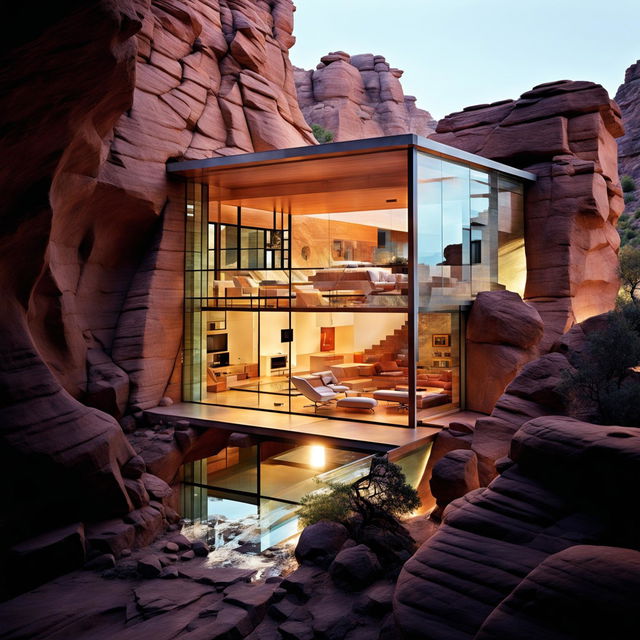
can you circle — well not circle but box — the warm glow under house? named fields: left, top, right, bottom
left=170, top=135, right=534, bottom=427
left=163, top=134, right=535, bottom=537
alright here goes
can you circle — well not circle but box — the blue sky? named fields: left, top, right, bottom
left=291, top=0, right=640, bottom=120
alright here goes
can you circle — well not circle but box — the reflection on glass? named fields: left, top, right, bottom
left=498, top=177, right=526, bottom=296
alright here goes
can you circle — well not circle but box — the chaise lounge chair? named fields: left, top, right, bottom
left=290, top=375, right=338, bottom=412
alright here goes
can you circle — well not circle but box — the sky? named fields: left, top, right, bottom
left=291, top=0, right=640, bottom=120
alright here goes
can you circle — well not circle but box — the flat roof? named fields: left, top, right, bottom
left=167, top=134, right=537, bottom=182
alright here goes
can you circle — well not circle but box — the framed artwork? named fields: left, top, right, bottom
left=432, top=334, right=450, bottom=347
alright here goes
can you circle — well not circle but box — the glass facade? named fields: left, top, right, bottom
left=180, top=434, right=432, bottom=549
left=180, top=140, right=528, bottom=428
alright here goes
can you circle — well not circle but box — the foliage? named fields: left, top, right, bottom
left=311, top=123, right=334, bottom=143
left=621, top=175, right=637, bottom=193
left=557, top=303, right=640, bottom=427
left=624, top=192, right=636, bottom=205
left=298, top=482, right=352, bottom=527
left=618, top=245, right=640, bottom=303
left=297, top=455, right=420, bottom=528
left=618, top=212, right=640, bottom=248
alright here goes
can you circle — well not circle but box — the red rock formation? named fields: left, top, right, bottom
left=465, top=290, right=544, bottom=414
left=615, top=60, right=640, bottom=212
left=294, top=52, right=436, bottom=141
left=432, top=81, right=624, bottom=352
left=394, top=416, right=640, bottom=640
left=0, top=0, right=315, bottom=595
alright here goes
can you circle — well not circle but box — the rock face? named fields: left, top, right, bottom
left=465, top=290, right=544, bottom=413
left=615, top=60, right=640, bottom=212
left=432, top=80, right=624, bottom=351
left=394, top=417, right=640, bottom=640
left=0, top=0, right=314, bottom=596
left=294, top=51, right=436, bottom=141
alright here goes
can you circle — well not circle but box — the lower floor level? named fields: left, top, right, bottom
left=183, top=307, right=466, bottom=427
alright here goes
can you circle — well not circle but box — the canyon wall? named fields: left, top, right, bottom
left=615, top=60, right=640, bottom=207
left=430, top=81, right=624, bottom=412
left=294, top=51, right=436, bottom=141
left=0, top=0, right=314, bottom=594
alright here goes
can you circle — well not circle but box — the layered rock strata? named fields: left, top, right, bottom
left=432, top=80, right=624, bottom=352
left=294, top=51, right=436, bottom=141
left=395, top=416, right=640, bottom=640
left=0, top=0, right=314, bottom=596
left=615, top=60, right=640, bottom=211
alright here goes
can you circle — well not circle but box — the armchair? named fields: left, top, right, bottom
left=290, top=375, right=338, bottom=412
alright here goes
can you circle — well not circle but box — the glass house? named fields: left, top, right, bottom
left=169, top=134, right=534, bottom=430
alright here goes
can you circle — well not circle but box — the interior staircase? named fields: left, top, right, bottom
left=362, top=321, right=409, bottom=363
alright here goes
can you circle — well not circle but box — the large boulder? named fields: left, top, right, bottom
left=475, top=545, right=640, bottom=640
left=295, top=520, right=349, bottom=569
left=393, top=417, right=640, bottom=640
left=329, top=544, right=382, bottom=591
left=429, top=449, right=480, bottom=520
left=465, top=290, right=544, bottom=414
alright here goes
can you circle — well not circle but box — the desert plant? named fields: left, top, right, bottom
left=619, top=245, right=640, bottom=303
left=557, top=305, right=640, bottom=426
left=621, top=175, right=637, bottom=193
left=298, top=455, right=420, bottom=528
left=311, top=123, right=334, bottom=143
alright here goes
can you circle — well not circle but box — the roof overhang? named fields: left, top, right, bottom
left=166, top=134, right=537, bottom=182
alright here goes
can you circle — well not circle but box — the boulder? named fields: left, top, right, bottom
left=295, top=520, right=349, bottom=569
left=429, top=449, right=480, bottom=520
left=137, top=555, right=162, bottom=578
left=475, top=545, right=640, bottom=640
left=329, top=544, right=382, bottom=590
left=465, top=291, right=544, bottom=414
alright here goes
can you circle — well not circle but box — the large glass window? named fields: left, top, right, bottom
left=183, top=144, right=527, bottom=425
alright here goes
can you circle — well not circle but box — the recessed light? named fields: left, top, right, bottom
left=386, top=198, right=397, bottom=203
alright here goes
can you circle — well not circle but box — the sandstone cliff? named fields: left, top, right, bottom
left=294, top=51, right=436, bottom=141
left=615, top=60, right=640, bottom=243
left=432, top=81, right=624, bottom=355
left=0, top=0, right=314, bottom=595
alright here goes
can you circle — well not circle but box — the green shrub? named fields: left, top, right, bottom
left=624, top=192, right=636, bottom=204
left=621, top=175, right=637, bottom=193
left=557, top=303, right=640, bottom=426
left=311, top=123, right=334, bottom=143
left=298, top=455, right=420, bottom=528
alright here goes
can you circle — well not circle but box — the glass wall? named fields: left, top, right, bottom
left=184, top=144, right=527, bottom=427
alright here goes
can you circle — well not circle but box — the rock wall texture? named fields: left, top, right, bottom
left=294, top=51, right=436, bottom=141
left=0, top=0, right=315, bottom=597
left=432, top=80, right=624, bottom=353
left=397, top=311, right=640, bottom=639
left=394, top=415, right=640, bottom=640
left=615, top=60, right=640, bottom=211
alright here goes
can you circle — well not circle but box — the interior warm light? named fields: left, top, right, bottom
left=186, top=203, right=195, bottom=217
left=309, top=445, right=326, bottom=469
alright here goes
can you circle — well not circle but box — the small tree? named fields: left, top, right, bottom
left=298, top=455, right=420, bottom=528
left=557, top=306, right=640, bottom=426
left=311, top=123, right=334, bottom=143
left=619, top=245, right=640, bottom=303
left=621, top=175, right=637, bottom=193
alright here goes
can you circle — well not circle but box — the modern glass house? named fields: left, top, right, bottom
left=169, top=134, right=534, bottom=429
left=164, top=134, right=535, bottom=546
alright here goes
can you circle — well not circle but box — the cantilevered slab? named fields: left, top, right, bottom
left=146, top=403, right=440, bottom=453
